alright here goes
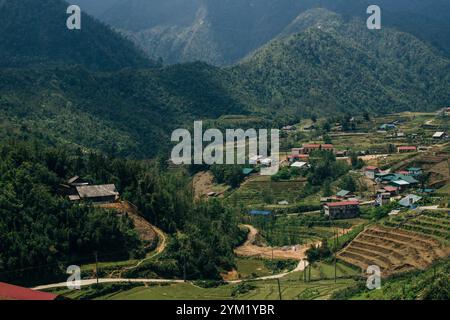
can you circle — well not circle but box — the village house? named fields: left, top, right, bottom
left=432, top=131, right=447, bottom=140
left=303, top=124, right=316, bottom=131
left=407, top=167, right=423, bottom=176
left=335, top=150, right=348, bottom=158
left=398, top=146, right=417, bottom=153
left=379, top=123, right=396, bottom=131
left=249, top=155, right=264, bottom=165
left=282, top=125, right=297, bottom=132
left=399, top=194, right=422, bottom=208
left=336, top=189, right=353, bottom=199
left=364, top=166, right=381, bottom=179
left=300, top=144, right=335, bottom=154
left=376, top=173, right=418, bottom=191
left=324, top=201, right=360, bottom=219
left=376, top=192, right=391, bottom=206
left=382, top=186, right=399, bottom=195
left=248, top=210, right=272, bottom=216
left=288, top=153, right=309, bottom=163
left=290, top=161, right=309, bottom=170
left=71, top=184, right=119, bottom=204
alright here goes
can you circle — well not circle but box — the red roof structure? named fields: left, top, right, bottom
left=398, top=146, right=417, bottom=151
left=365, top=166, right=379, bottom=171
left=0, top=282, right=58, bottom=300
left=303, top=144, right=321, bottom=149
left=383, top=186, right=398, bottom=193
left=325, top=201, right=359, bottom=207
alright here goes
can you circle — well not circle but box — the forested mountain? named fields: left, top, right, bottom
left=0, top=0, right=151, bottom=70
left=1, top=2, right=448, bottom=158
left=232, top=8, right=450, bottom=115
left=79, top=0, right=450, bottom=65
left=0, top=63, right=248, bottom=158
left=0, top=138, right=243, bottom=284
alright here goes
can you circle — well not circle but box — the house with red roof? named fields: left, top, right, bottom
left=301, top=144, right=335, bottom=154
left=383, top=186, right=399, bottom=195
left=397, top=146, right=417, bottom=153
left=364, top=166, right=381, bottom=179
left=0, top=282, right=59, bottom=300
left=323, top=201, right=360, bottom=219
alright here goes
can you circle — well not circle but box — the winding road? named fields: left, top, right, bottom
left=33, top=224, right=309, bottom=291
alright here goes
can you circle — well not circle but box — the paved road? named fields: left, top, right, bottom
left=33, top=278, right=185, bottom=291
left=34, top=260, right=309, bottom=291
left=33, top=225, right=309, bottom=291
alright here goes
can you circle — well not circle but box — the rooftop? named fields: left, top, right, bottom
left=0, top=282, right=58, bottom=300
left=76, top=184, right=118, bottom=199
left=336, top=190, right=351, bottom=197
left=325, top=201, right=359, bottom=207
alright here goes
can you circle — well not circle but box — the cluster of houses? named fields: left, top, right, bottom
left=320, top=163, right=427, bottom=219
left=61, top=176, right=120, bottom=204
left=363, top=165, right=429, bottom=210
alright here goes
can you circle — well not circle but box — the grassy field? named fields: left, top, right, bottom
left=228, top=175, right=307, bottom=207
left=249, top=212, right=366, bottom=247
left=345, top=259, right=450, bottom=300
left=234, top=258, right=272, bottom=279
left=436, top=182, right=450, bottom=196
left=52, top=261, right=360, bottom=300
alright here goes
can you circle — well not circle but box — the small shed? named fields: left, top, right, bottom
left=248, top=210, right=272, bottom=216
left=336, top=190, right=352, bottom=198
left=290, top=161, right=308, bottom=169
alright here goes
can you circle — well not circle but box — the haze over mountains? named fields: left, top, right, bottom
left=0, top=0, right=449, bottom=158
left=74, top=0, right=450, bottom=65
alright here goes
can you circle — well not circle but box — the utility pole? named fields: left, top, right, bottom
left=183, top=254, right=187, bottom=282
left=94, top=251, right=99, bottom=285
left=304, top=262, right=307, bottom=282
left=276, top=279, right=282, bottom=300
left=334, top=230, right=337, bottom=283
left=308, top=262, right=311, bottom=282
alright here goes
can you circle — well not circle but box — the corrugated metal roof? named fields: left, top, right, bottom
left=0, top=282, right=58, bottom=300
left=325, top=201, right=359, bottom=207
left=76, top=184, right=118, bottom=198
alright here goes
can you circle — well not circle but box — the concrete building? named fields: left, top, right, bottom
left=324, top=201, right=360, bottom=219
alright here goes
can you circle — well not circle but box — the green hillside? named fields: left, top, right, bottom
left=233, top=9, right=450, bottom=115
left=0, top=63, right=249, bottom=158
left=86, top=0, right=450, bottom=65
left=0, top=0, right=151, bottom=70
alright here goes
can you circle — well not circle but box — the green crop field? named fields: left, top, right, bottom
left=52, top=261, right=360, bottom=300
left=249, top=212, right=366, bottom=247
left=228, top=175, right=307, bottom=207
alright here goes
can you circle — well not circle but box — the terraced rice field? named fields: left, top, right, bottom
left=337, top=212, right=450, bottom=276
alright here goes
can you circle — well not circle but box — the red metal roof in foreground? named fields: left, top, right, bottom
left=325, top=201, right=359, bottom=207
left=0, top=282, right=58, bottom=300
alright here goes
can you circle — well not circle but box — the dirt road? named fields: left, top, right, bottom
left=234, top=224, right=321, bottom=261
left=100, top=201, right=167, bottom=277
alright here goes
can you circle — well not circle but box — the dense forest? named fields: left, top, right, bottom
left=234, top=9, right=450, bottom=116
left=0, top=0, right=151, bottom=70
left=0, top=137, right=245, bottom=284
